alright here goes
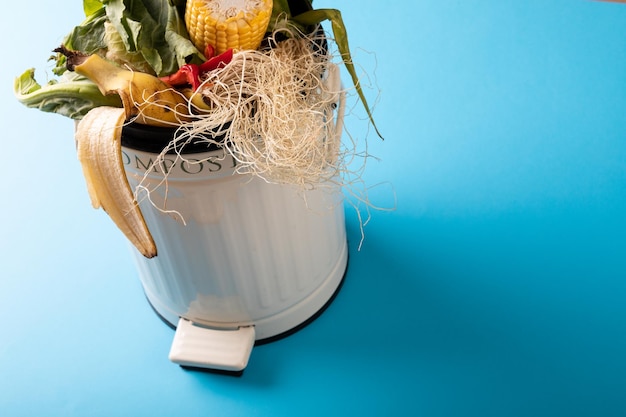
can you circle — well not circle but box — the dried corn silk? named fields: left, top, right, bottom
left=168, top=31, right=347, bottom=188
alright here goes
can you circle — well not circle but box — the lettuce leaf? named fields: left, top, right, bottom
left=14, top=69, right=122, bottom=120
left=15, top=0, right=202, bottom=120
left=95, top=0, right=202, bottom=77
left=57, top=0, right=202, bottom=77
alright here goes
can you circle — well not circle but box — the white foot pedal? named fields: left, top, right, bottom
left=169, top=318, right=255, bottom=372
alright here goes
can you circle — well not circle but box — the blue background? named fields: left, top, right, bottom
left=2, top=1, right=626, bottom=416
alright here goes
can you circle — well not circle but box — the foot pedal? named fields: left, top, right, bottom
left=169, top=318, right=255, bottom=372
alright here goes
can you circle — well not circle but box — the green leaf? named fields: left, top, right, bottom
left=101, top=0, right=203, bottom=76
left=293, top=9, right=383, bottom=139
left=14, top=69, right=122, bottom=120
left=268, top=0, right=294, bottom=33
left=164, top=3, right=205, bottom=65
left=268, top=0, right=316, bottom=33
left=62, top=7, right=108, bottom=57
left=273, top=0, right=292, bottom=16
left=83, top=0, right=104, bottom=16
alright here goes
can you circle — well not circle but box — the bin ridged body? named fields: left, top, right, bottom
left=122, top=145, right=348, bottom=341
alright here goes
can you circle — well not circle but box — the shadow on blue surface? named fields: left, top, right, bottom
left=204, top=208, right=626, bottom=416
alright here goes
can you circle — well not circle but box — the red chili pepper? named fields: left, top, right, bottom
left=160, top=64, right=202, bottom=90
left=160, top=48, right=234, bottom=91
left=199, top=48, right=233, bottom=73
left=160, top=67, right=189, bottom=86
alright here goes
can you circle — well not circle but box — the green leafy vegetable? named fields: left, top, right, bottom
left=67, top=0, right=203, bottom=77
left=15, top=0, right=204, bottom=120
left=83, top=0, right=104, bottom=16
left=14, top=69, right=122, bottom=120
left=15, top=0, right=381, bottom=137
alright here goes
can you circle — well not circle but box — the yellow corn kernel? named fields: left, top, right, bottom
left=185, top=0, right=273, bottom=55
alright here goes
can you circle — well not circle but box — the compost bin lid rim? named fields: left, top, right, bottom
left=121, top=122, right=227, bottom=155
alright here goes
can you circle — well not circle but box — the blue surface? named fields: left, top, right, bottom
left=2, top=1, right=626, bottom=416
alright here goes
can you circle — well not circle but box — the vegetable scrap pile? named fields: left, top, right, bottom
left=14, top=0, right=380, bottom=257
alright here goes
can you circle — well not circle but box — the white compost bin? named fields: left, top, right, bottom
left=120, top=74, right=347, bottom=373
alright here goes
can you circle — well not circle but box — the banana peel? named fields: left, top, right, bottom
left=75, top=106, right=157, bottom=258
left=56, top=46, right=192, bottom=127
left=63, top=46, right=196, bottom=259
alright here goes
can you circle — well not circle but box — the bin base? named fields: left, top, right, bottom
left=144, top=246, right=349, bottom=345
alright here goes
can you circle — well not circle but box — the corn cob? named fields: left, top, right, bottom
left=185, top=0, right=273, bottom=55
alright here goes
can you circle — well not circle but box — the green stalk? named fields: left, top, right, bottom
left=293, top=9, right=383, bottom=139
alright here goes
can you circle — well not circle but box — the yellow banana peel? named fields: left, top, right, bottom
left=75, top=106, right=157, bottom=258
